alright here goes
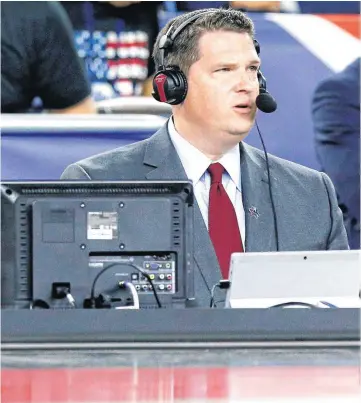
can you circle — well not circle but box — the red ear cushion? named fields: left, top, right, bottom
left=153, top=68, right=188, bottom=105
left=153, top=73, right=168, bottom=102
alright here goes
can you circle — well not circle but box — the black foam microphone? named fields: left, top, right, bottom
left=256, top=89, right=277, bottom=113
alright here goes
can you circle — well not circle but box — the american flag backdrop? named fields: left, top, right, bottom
left=74, top=29, right=150, bottom=99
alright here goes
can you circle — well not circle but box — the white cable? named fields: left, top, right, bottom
left=66, top=293, right=76, bottom=308
left=115, top=282, right=140, bottom=310
left=126, top=282, right=140, bottom=309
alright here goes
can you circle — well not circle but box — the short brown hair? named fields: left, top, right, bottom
left=153, top=8, right=255, bottom=76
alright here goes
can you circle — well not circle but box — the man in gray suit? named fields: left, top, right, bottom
left=62, top=9, right=348, bottom=306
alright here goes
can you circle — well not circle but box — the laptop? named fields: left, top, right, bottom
left=225, top=250, right=361, bottom=308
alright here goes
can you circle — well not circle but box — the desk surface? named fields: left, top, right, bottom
left=2, top=347, right=360, bottom=403
left=2, top=309, right=361, bottom=403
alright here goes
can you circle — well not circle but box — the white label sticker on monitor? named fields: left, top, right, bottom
left=87, top=212, right=118, bottom=240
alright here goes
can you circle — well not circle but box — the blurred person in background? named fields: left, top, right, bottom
left=230, top=1, right=299, bottom=12
left=312, top=58, right=360, bottom=250
left=174, top=1, right=358, bottom=13
left=176, top=1, right=299, bottom=13
left=1, top=1, right=96, bottom=114
left=61, top=1, right=162, bottom=100
left=176, top=2, right=228, bottom=11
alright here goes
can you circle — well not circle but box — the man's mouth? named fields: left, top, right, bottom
left=233, top=104, right=252, bottom=113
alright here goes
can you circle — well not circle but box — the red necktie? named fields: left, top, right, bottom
left=208, top=163, right=244, bottom=278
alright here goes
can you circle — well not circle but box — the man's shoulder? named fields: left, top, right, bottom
left=314, top=74, right=352, bottom=98
left=270, top=152, right=321, bottom=180
left=2, top=1, right=62, bottom=23
left=61, top=124, right=170, bottom=180
left=313, top=59, right=360, bottom=100
left=244, top=143, right=322, bottom=182
left=64, top=137, right=150, bottom=180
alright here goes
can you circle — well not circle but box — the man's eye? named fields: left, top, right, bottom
left=216, top=68, right=231, bottom=72
left=249, top=66, right=259, bottom=72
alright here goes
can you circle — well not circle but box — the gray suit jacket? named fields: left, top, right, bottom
left=61, top=123, right=349, bottom=307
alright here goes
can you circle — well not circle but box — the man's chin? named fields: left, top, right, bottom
left=227, top=124, right=253, bottom=138
left=230, top=116, right=255, bottom=132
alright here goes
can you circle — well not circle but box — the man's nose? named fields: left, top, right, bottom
left=234, top=72, right=257, bottom=92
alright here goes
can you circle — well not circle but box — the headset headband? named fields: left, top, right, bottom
left=158, top=9, right=260, bottom=70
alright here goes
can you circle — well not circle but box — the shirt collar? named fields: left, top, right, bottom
left=217, top=143, right=241, bottom=191
left=168, top=118, right=241, bottom=190
left=168, top=118, right=211, bottom=185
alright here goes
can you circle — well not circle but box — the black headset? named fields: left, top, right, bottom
left=152, top=9, right=277, bottom=113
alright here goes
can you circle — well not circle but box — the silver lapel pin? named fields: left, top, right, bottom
left=248, top=206, right=260, bottom=219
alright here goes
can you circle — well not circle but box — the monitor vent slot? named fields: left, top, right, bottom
left=172, top=201, right=181, bottom=247
left=18, top=203, right=31, bottom=299
left=21, top=186, right=175, bottom=195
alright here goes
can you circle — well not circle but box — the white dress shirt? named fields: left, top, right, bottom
left=168, top=118, right=246, bottom=247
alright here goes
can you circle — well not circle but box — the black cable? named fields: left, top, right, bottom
left=90, top=262, right=162, bottom=308
left=30, top=299, right=50, bottom=309
left=210, top=280, right=231, bottom=308
left=319, top=300, right=338, bottom=308
left=210, top=284, right=219, bottom=308
left=255, top=119, right=280, bottom=251
left=270, top=301, right=320, bottom=309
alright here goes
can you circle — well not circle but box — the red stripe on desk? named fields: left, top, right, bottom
left=2, top=366, right=360, bottom=403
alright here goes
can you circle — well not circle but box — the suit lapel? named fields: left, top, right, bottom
left=241, top=143, right=277, bottom=252
left=192, top=203, right=223, bottom=292
left=144, top=125, right=221, bottom=295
